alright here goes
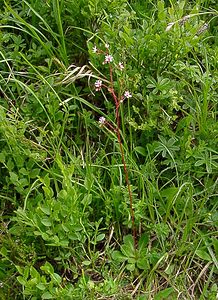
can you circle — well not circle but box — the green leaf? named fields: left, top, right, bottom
left=195, top=250, right=211, bottom=261
left=40, top=205, right=51, bottom=215
left=9, top=172, right=19, bottom=183
left=126, top=263, right=135, bottom=271
left=121, top=235, right=135, bottom=257
left=41, top=261, right=54, bottom=274
left=30, top=266, right=39, bottom=279
left=41, top=218, right=52, bottom=227
left=53, top=273, right=62, bottom=284
left=112, top=250, right=128, bottom=263
left=82, top=260, right=92, bottom=266
left=134, top=146, right=146, bottom=156
left=0, top=246, right=8, bottom=257
left=138, top=234, right=149, bottom=253
left=36, top=283, right=46, bottom=290
left=137, top=258, right=148, bottom=270
left=96, top=233, right=105, bottom=242
left=42, top=292, right=53, bottom=299
left=212, top=237, right=218, bottom=256
left=154, top=287, right=175, bottom=300
left=0, top=152, right=5, bottom=163
left=17, top=276, right=27, bottom=285
left=194, top=160, right=204, bottom=167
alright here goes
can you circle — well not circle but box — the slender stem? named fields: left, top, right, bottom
left=109, top=65, right=136, bottom=247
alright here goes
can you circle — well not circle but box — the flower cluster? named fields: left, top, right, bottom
left=93, top=44, right=132, bottom=102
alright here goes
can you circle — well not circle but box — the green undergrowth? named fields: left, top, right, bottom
left=0, top=0, right=218, bottom=299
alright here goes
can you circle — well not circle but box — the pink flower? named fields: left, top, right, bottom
left=103, top=54, right=113, bottom=64
left=124, top=91, right=132, bottom=98
left=118, top=62, right=124, bottom=70
left=95, top=80, right=102, bottom=91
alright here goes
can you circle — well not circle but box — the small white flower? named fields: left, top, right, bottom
left=105, top=43, right=110, bottom=49
left=95, top=80, right=102, bottom=91
left=93, top=45, right=98, bottom=53
left=124, top=91, right=132, bottom=98
left=99, top=116, right=106, bottom=125
left=118, top=62, right=124, bottom=70
left=103, top=54, right=113, bottom=64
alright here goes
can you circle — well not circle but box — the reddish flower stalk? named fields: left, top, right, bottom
left=109, top=65, right=137, bottom=248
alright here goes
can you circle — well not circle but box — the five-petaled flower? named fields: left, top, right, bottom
left=103, top=54, right=113, bottom=64
left=99, top=116, right=106, bottom=125
left=95, top=80, right=102, bottom=91
left=124, top=91, right=132, bottom=98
